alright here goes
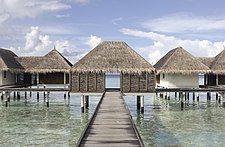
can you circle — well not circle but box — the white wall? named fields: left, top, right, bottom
left=0, top=71, right=16, bottom=86
left=159, top=73, right=199, bottom=88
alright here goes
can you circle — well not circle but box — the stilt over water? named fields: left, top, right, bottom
left=77, top=92, right=144, bottom=147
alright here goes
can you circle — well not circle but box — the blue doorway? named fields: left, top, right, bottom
left=105, top=73, right=120, bottom=89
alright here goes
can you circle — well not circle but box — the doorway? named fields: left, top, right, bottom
left=105, top=73, right=120, bottom=90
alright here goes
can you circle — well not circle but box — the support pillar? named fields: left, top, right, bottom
left=141, top=96, right=144, bottom=114
left=181, top=92, right=184, bottom=110
left=46, top=92, right=49, bottom=107
left=81, top=96, right=84, bottom=112
left=196, top=93, right=199, bottom=101
left=137, top=96, right=140, bottom=110
left=25, top=92, right=27, bottom=99
left=193, top=92, right=195, bottom=101
left=216, top=93, right=218, bottom=101
left=43, top=85, right=46, bottom=99
left=7, top=92, right=10, bottom=102
left=17, top=92, right=20, bottom=100
left=84, top=95, right=89, bottom=108
left=37, top=85, right=39, bottom=101
left=218, top=93, right=221, bottom=104
left=175, top=92, right=177, bottom=98
left=68, top=92, right=70, bottom=99
left=207, top=92, right=211, bottom=101
left=13, top=91, right=16, bottom=100
left=3, top=92, right=8, bottom=107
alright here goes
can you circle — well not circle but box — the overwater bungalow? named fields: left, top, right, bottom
left=199, top=49, right=225, bottom=86
left=154, top=47, right=210, bottom=88
left=0, top=48, right=24, bottom=86
left=16, top=49, right=72, bottom=86
left=71, top=41, right=156, bottom=93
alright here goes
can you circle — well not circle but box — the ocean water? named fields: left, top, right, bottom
left=0, top=92, right=101, bottom=146
left=1, top=75, right=225, bottom=147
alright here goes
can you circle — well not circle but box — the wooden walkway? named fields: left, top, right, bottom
left=77, top=92, right=144, bottom=147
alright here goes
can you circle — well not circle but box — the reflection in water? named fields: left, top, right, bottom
left=0, top=92, right=100, bottom=147
left=124, top=92, right=225, bottom=147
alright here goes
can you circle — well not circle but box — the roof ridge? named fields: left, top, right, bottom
left=160, top=47, right=179, bottom=69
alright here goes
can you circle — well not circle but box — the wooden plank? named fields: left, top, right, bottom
left=77, top=92, right=144, bottom=147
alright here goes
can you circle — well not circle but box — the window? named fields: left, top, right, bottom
left=3, top=71, right=6, bottom=78
left=162, top=73, right=165, bottom=79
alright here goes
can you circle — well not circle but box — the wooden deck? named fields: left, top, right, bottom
left=77, top=92, right=144, bottom=147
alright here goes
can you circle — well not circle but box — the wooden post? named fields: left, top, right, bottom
left=46, top=92, right=49, bottom=107
left=218, top=93, right=221, bottom=104
left=13, top=91, right=16, bottom=100
left=43, top=85, right=46, bottom=99
left=85, top=95, right=89, bottom=108
left=197, top=93, right=199, bottom=101
left=37, top=85, right=39, bottom=101
left=68, top=92, right=70, bottom=99
left=193, top=92, right=195, bottom=101
left=3, top=91, right=8, bottom=107
left=181, top=92, right=184, bottom=110
left=187, top=92, right=189, bottom=101
left=207, top=92, right=211, bottom=101
left=137, top=96, right=140, bottom=110
left=25, top=92, right=27, bottom=99
left=167, top=92, right=170, bottom=100
left=141, top=96, right=144, bottom=114
left=216, top=92, right=218, bottom=101
left=17, top=92, right=20, bottom=100
left=7, top=92, right=10, bottom=102
left=175, top=92, right=177, bottom=98
left=29, top=86, right=32, bottom=97
left=81, top=95, right=84, bottom=112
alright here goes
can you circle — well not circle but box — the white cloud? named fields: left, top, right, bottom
left=112, top=17, right=123, bottom=25
left=142, top=14, right=225, bottom=33
left=0, top=0, right=71, bottom=23
left=74, top=0, right=90, bottom=5
left=86, top=35, right=102, bottom=48
left=10, top=26, right=99, bottom=64
left=121, top=28, right=225, bottom=64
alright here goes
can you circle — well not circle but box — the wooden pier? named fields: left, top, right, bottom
left=77, top=91, right=144, bottom=147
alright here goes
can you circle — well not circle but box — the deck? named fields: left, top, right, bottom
left=77, top=91, right=144, bottom=147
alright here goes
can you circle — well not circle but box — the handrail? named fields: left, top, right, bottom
left=76, top=92, right=105, bottom=147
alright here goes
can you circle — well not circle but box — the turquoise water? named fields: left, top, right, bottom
left=1, top=75, right=225, bottom=147
left=124, top=92, right=225, bottom=147
left=0, top=92, right=101, bottom=146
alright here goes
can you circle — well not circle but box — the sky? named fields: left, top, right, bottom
left=1, top=0, right=225, bottom=64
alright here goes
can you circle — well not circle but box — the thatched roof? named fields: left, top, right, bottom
left=197, top=57, right=215, bottom=68
left=210, top=49, right=225, bottom=74
left=16, top=49, right=72, bottom=73
left=154, top=47, right=211, bottom=74
left=0, top=48, right=23, bottom=72
left=72, top=41, right=155, bottom=74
